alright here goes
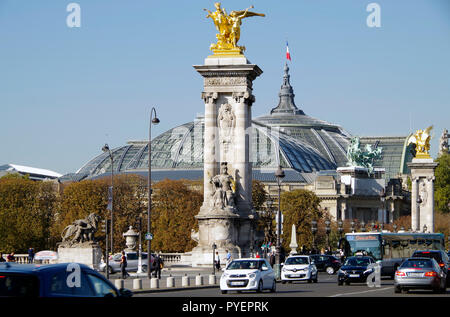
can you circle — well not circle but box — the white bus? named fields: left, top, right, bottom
left=341, top=232, right=446, bottom=277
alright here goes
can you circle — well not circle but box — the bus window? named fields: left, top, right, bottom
left=410, top=240, right=417, bottom=245
left=425, top=240, right=432, bottom=246
left=418, top=240, right=424, bottom=246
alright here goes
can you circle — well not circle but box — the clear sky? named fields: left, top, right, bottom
left=0, top=0, right=449, bottom=175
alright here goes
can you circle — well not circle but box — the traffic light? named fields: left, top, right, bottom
left=101, top=219, right=111, bottom=234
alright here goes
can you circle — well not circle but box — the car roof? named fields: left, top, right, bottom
left=413, top=250, right=442, bottom=254
left=0, top=262, right=93, bottom=274
left=232, top=258, right=265, bottom=261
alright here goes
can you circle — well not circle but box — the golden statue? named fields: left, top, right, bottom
left=204, top=3, right=265, bottom=56
left=408, top=126, right=433, bottom=159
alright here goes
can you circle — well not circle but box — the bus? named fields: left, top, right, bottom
left=341, top=232, right=445, bottom=277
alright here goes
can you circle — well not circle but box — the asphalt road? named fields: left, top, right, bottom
left=134, top=272, right=450, bottom=297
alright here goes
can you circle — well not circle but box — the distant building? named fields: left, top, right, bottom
left=0, top=164, right=62, bottom=181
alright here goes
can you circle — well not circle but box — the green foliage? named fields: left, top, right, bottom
left=435, top=153, right=450, bottom=213
left=252, top=180, right=267, bottom=211
left=280, top=189, right=322, bottom=251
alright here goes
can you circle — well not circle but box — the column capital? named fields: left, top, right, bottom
left=201, top=92, right=218, bottom=104
left=232, top=91, right=255, bottom=106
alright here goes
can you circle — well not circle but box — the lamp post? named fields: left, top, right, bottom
left=338, top=220, right=344, bottom=238
left=361, top=221, right=366, bottom=232
left=212, top=243, right=217, bottom=275
left=311, top=220, right=318, bottom=253
left=147, top=107, right=160, bottom=280
left=325, top=220, right=331, bottom=253
left=136, top=215, right=143, bottom=274
left=265, top=198, right=274, bottom=258
left=102, top=144, right=114, bottom=253
left=380, top=188, right=386, bottom=224
left=274, top=166, right=285, bottom=279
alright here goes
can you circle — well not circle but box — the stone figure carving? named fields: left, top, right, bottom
left=346, top=136, right=382, bottom=174
left=190, top=229, right=199, bottom=243
left=439, top=128, right=449, bottom=156
left=418, top=181, right=428, bottom=207
left=61, top=213, right=101, bottom=246
left=210, top=162, right=236, bottom=210
left=204, top=3, right=265, bottom=54
left=218, top=103, right=235, bottom=155
left=407, top=126, right=433, bottom=159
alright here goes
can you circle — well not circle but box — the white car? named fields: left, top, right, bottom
left=220, top=258, right=276, bottom=294
left=281, top=255, right=318, bottom=283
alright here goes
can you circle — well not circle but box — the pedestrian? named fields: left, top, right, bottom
left=120, top=251, right=128, bottom=279
left=255, top=252, right=260, bottom=258
left=0, top=253, right=5, bottom=262
left=6, top=252, right=15, bottom=262
left=225, top=249, right=232, bottom=267
left=214, top=251, right=220, bottom=270
left=28, top=247, right=34, bottom=264
left=153, top=253, right=163, bottom=279
left=269, top=252, right=275, bottom=267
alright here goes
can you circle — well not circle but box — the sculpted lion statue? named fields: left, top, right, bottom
left=61, top=213, right=101, bottom=246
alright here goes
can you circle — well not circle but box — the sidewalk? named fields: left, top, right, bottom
left=106, top=265, right=222, bottom=294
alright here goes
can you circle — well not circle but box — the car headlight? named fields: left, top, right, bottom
left=363, top=269, right=374, bottom=275
left=248, top=273, right=257, bottom=279
left=338, top=269, right=347, bottom=275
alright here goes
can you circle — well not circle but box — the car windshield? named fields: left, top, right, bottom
left=285, top=257, right=309, bottom=265
left=344, top=257, right=371, bottom=267
left=401, top=259, right=433, bottom=269
left=0, top=274, right=39, bottom=297
left=227, top=260, right=260, bottom=270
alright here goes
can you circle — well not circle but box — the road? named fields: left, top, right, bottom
left=133, top=272, right=450, bottom=297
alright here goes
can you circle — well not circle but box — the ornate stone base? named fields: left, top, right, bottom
left=190, top=213, right=256, bottom=267
left=57, top=244, right=103, bottom=270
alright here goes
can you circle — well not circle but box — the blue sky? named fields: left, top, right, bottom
left=0, top=0, right=449, bottom=175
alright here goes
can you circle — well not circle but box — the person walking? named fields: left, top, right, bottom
left=269, top=251, right=275, bottom=267
left=255, top=252, right=260, bottom=258
left=120, top=251, right=128, bottom=279
left=153, top=253, right=163, bottom=279
left=27, top=247, right=34, bottom=264
left=225, top=250, right=233, bottom=267
left=214, top=251, right=220, bottom=270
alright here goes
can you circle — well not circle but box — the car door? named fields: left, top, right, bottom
left=260, top=260, right=272, bottom=287
left=47, top=267, right=95, bottom=297
left=126, top=253, right=138, bottom=271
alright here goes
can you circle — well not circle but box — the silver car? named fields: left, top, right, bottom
left=394, top=257, right=447, bottom=294
left=99, top=252, right=155, bottom=274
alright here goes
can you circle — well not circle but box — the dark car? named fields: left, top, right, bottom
left=412, top=250, right=449, bottom=286
left=0, top=262, right=133, bottom=297
left=337, top=256, right=376, bottom=285
left=309, top=254, right=342, bottom=275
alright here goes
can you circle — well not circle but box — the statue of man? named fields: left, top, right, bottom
left=211, top=162, right=235, bottom=209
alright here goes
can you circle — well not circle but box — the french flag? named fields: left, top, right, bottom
left=286, top=41, right=291, bottom=61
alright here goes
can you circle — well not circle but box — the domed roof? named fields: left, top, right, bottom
left=63, top=63, right=408, bottom=183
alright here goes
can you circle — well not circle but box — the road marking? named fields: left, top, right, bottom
left=329, top=286, right=393, bottom=297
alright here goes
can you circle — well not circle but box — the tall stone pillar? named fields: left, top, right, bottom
left=408, top=160, right=438, bottom=233
left=190, top=57, right=262, bottom=266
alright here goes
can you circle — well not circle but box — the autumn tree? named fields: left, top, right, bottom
left=0, top=175, right=58, bottom=253
left=279, top=189, right=323, bottom=252
left=435, top=153, right=450, bottom=213
left=150, top=179, right=203, bottom=253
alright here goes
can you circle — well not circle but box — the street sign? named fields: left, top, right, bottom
left=145, top=233, right=153, bottom=241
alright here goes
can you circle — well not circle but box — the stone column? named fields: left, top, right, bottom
left=407, top=159, right=438, bottom=233
left=190, top=57, right=262, bottom=266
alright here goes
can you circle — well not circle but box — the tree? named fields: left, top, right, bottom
left=279, top=189, right=322, bottom=252
left=150, top=179, right=203, bottom=253
left=435, top=153, right=450, bottom=213
left=252, top=180, right=268, bottom=211
left=0, top=176, right=58, bottom=253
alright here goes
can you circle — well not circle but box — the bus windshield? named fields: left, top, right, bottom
left=346, top=235, right=381, bottom=260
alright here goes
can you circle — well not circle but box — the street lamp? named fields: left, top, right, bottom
left=380, top=188, right=386, bottom=224
left=338, top=220, right=344, bottom=238
left=325, top=220, right=331, bottom=253
left=360, top=221, right=366, bottom=232
left=212, top=243, right=217, bottom=275
left=102, top=143, right=114, bottom=253
left=311, top=220, right=318, bottom=253
left=147, top=107, right=160, bottom=280
left=274, top=165, right=285, bottom=279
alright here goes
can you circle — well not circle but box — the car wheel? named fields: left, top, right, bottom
left=270, top=280, right=276, bottom=293
left=141, top=265, right=148, bottom=273
left=401, top=288, right=408, bottom=294
left=394, top=286, right=401, bottom=293
left=221, top=290, right=227, bottom=294
left=257, top=280, right=263, bottom=293
left=281, top=281, right=286, bottom=284
left=326, top=266, right=335, bottom=275
left=307, top=279, right=312, bottom=283
left=338, top=280, right=343, bottom=286
left=345, top=281, right=350, bottom=285
left=313, top=277, right=318, bottom=283
left=107, top=266, right=114, bottom=274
